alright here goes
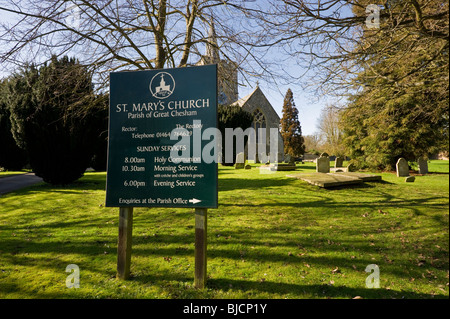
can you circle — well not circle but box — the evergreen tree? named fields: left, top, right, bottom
left=340, top=1, right=449, bottom=170
left=90, top=93, right=109, bottom=172
left=340, top=79, right=448, bottom=171
left=6, top=56, right=106, bottom=184
left=0, top=79, right=28, bottom=170
left=280, top=89, right=305, bottom=157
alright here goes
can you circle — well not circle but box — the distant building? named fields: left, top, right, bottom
left=197, top=20, right=238, bottom=106
left=231, top=86, right=285, bottom=162
left=197, top=21, right=284, bottom=162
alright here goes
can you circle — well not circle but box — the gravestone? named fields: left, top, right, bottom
left=284, top=154, right=292, bottom=164
left=259, top=152, right=270, bottom=164
left=284, top=154, right=295, bottom=165
left=405, top=176, right=415, bottom=182
left=235, top=152, right=245, bottom=169
left=278, top=152, right=284, bottom=163
left=272, top=152, right=280, bottom=163
left=417, top=157, right=428, bottom=175
left=347, top=163, right=356, bottom=172
left=335, top=156, right=344, bottom=168
left=396, top=158, right=409, bottom=177
left=316, top=155, right=330, bottom=173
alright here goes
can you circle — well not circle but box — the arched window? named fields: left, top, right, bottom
left=252, top=109, right=266, bottom=143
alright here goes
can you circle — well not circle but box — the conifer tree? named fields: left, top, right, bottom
left=280, top=89, right=305, bottom=157
left=6, top=56, right=106, bottom=184
left=0, top=79, right=28, bottom=170
left=217, top=104, right=253, bottom=165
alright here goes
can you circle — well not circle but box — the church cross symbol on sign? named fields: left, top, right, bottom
left=150, top=72, right=175, bottom=99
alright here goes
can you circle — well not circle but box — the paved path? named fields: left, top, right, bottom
left=0, top=173, right=43, bottom=195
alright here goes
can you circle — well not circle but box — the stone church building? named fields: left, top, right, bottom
left=198, top=22, right=285, bottom=162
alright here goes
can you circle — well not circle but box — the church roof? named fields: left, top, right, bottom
left=231, top=85, right=280, bottom=123
left=231, top=85, right=260, bottom=107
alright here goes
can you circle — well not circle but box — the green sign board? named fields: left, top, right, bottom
left=106, top=65, right=218, bottom=208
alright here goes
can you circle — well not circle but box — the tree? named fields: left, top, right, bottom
left=6, top=55, right=106, bottom=184
left=89, top=93, right=109, bottom=172
left=217, top=104, right=253, bottom=165
left=337, top=1, right=449, bottom=170
left=249, top=0, right=448, bottom=97
left=242, top=0, right=447, bottom=169
left=317, top=105, right=345, bottom=156
left=280, top=88, right=305, bottom=157
left=340, top=74, right=449, bottom=171
left=0, top=0, right=275, bottom=90
left=0, top=79, right=28, bottom=170
left=303, top=134, right=324, bottom=154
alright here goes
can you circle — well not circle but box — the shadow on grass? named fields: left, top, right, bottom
left=1, top=170, right=447, bottom=299
left=0, top=173, right=107, bottom=197
left=126, top=268, right=444, bottom=299
left=218, top=177, right=298, bottom=192
left=207, top=278, right=443, bottom=299
left=1, top=221, right=447, bottom=299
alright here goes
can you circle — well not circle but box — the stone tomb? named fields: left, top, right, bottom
left=269, top=163, right=297, bottom=171
left=287, top=172, right=382, bottom=188
left=396, top=158, right=409, bottom=177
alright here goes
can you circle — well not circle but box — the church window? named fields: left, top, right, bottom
left=253, top=109, right=266, bottom=142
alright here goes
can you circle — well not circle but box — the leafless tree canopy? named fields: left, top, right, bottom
left=316, top=104, right=345, bottom=156
left=245, top=0, right=448, bottom=96
left=1, top=0, right=448, bottom=96
left=0, top=0, right=276, bottom=89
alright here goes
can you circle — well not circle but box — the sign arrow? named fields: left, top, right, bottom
left=189, top=198, right=202, bottom=204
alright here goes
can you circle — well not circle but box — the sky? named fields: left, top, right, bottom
left=0, top=3, right=328, bottom=136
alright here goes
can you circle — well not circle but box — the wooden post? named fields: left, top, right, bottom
left=117, top=207, right=133, bottom=280
left=194, top=208, right=207, bottom=288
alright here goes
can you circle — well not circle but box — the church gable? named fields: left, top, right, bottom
left=234, top=86, right=280, bottom=128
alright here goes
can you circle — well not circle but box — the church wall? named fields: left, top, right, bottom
left=239, top=88, right=285, bottom=162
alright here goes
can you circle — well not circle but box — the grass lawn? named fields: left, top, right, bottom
left=0, top=160, right=448, bottom=299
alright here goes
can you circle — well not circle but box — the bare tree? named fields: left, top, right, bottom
left=2, top=1, right=446, bottom=100
left=245, top=0, right=448, bottom=97
left=317, top=105, right=345, bottom=156
left=0, top=0, right=274, bottom=89
left=303, top=134, right=324, bottom=154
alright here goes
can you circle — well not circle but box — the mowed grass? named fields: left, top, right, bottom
left=0, top=161, right=448, bottom=299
